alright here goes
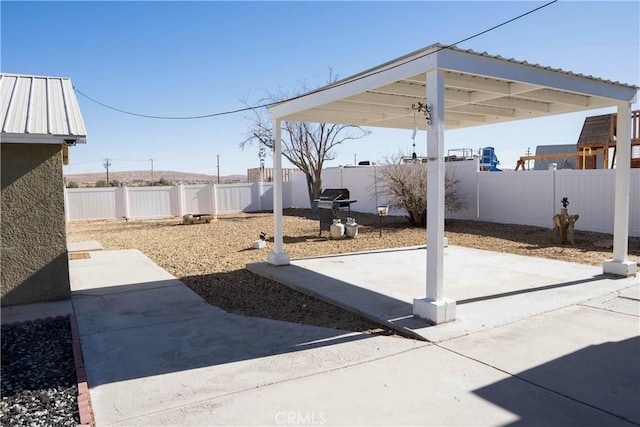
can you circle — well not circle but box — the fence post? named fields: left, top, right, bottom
left=476, top=170, right=480, bottom=219
left=115, top=186, right=126, bottom=219
left=63, top=187, right=70, bottom=222
left=551, top=164, right=557, bottom=222
left=178, top=184, right=185, bottom=217
left=210, top=182, right=218, bottom=217
left=257, top=181, right=263, bottom=211
left=122, top=185, right=130, bottom=219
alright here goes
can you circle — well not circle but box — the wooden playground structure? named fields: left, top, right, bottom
left=515, top=110, right=640, bottom=170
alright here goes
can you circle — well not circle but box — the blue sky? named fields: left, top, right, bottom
left=2, top=1, right=638, bottom=176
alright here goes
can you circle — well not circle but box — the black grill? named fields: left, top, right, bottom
left=314, top=188, right=357, bottom=234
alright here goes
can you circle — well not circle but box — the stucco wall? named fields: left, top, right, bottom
left=1, top=143, right=70, bottom=306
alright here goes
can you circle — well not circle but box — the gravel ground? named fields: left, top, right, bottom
left=0, top=318, right=79, bottom=426
left=67, top=209, right=639, bottom=332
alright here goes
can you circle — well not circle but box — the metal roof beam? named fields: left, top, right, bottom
left=371, top=81, right=426, bottom=98
left=447, top=104, right=515, bottom=118
left=478, top=97, right=551, bottom=113
left=518, top=88, right=591, bottom=106
left=345, top=92, right=419, bottom=107
left=329, top=100, right=413, bottom=116
left=444, top=73, right=511, bottom=94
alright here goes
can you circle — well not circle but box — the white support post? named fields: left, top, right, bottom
left=413, top=69, right=456, bottom=324
left=604, top=102, right=637, bottom=277
left=268, top=119, right=290, bottom=265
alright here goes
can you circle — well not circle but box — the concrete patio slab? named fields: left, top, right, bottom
left=247, top=246, right=639, bottom=341
left=440, top=304, right=640, bottom=425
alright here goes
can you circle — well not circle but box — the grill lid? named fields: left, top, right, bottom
left=318, top=188, right=350, bottom=201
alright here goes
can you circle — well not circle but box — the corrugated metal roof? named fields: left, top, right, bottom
left=270, top=42, right=638, bottom=130
left=0, top=73, right=87, bottom=143
left=304, top=43, right=638, bottom=99
left=443, top=44, right=638, bottom=89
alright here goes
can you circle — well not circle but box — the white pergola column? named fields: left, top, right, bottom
left=267, top=119, right=291, bottom=266
left=413, top=69, right=456, bottom=324
left=604, top=102, right=637, bottom=277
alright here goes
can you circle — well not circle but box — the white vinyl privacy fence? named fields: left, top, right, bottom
left=65, top=161, right=639, bottom=236
left=65, top=182, right=288, bottom=221
left=289, top=161, right=640, bottom=237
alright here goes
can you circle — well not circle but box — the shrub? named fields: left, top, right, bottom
left=377, top=159, right=465, bottom=227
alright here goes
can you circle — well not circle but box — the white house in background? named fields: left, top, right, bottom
left=247, top=167, right=297, bottom=183
left=266, top=43, right=638, bottom=325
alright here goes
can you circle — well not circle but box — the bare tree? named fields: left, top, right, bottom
left=377, top=154, right=466, bottom=227
left=241, top=74, right=370, bottom=208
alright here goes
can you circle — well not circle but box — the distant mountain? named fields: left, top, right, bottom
left=64, top=170, right=247, bottom=185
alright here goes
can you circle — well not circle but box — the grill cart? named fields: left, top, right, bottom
left=314, top=188, right=357, bottom=235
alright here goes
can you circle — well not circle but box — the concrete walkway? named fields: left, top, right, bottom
left=5, top=245, right=638, bottom=425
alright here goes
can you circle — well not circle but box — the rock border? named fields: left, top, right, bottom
left=1, top=315, right=95, bottom=426
left=68, top=314, right=94, bottom=427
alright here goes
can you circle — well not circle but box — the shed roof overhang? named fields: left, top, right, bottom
left=269, top=44, right=638, bottom=129
left=0, top=74, right=88, bottom=145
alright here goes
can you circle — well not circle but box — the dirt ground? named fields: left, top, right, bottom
left=67, top=209, right=639, bottom=334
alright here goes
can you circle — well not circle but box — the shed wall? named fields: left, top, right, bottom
left=1, top=143, right=70, bottom=306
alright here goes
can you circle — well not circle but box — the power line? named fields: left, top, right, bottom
left=73, top=86, right=268, bottom=120
left=73, top=0, right=557, bottom=120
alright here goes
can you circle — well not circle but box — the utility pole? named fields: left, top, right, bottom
left=149, top=158, right=155, bottom=186
left=103, top=158, right=111, bottom=184
left=354, top=154, right=357, bottom=165
left=217, top=155, right=220, bottom=184
left=525, top=147, right=532, bottom=170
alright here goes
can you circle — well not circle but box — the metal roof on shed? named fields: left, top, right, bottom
left=0, top=73, right=87, bottom=144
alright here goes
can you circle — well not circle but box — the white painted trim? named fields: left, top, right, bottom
left=0, top=134, right=87, bottom=144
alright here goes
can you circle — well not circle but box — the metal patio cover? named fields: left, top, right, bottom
left=268, top=44, right=637, bottom=130
left=266, top=43, right=638, bottom=323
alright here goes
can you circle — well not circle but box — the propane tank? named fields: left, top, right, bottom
left=345, top=217, right=358, bottom=238
left=330, top=218, right=345, bottom=239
